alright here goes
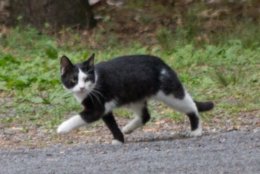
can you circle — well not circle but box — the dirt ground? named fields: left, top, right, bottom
left=1, top=108, right=259, bottom=149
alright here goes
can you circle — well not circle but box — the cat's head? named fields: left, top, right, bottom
left=60, top=54, right=96, bottom=94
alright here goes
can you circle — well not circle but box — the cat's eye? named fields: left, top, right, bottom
left=84, top=77, right=90, bottom=82
left=70, top=78, right=77, bottom=83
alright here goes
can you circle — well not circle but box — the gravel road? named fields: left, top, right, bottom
left=0, top=131, right=259, bottom=174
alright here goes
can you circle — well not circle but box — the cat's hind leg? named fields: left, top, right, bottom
left=122, top=101, right=150, bottom=134
left=155, top=90, right=202, bottom=137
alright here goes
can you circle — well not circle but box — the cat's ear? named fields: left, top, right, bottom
left=60, top=55, right=73, bottom=75
left=83, top=53, right=95, bottom=68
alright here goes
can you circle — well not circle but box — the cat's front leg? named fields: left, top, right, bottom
left=57, top=115, right=87, bottom=134
left=57, top=109, right=101, bottom=134
left=102, top=112, right=124, bottom=145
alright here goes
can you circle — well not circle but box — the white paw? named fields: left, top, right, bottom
left=190, top=128, right=202, bottom=137
left=57, top=121, right=71, bottom=134
left=122, top=118, right=143, bottom=134
left=122, top=126, right=133, bottom=134
left=57, top=115, right=87, bottom=134
left=112, top=139, right=123, bottom=145
left=185, top=128, right=202, bottom=137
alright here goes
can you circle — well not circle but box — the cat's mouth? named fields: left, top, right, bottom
left=73, top=87, right=87, bottom=94
left=75, top=84, right=95, bottom=94
left=79, top=88, right=87, bottom=93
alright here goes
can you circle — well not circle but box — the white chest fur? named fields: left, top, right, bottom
left=73, top=91, right=88, bottom=103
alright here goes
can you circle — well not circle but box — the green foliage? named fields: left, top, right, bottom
left=0, top=24, right=259, bottom=131
left=45, top=46, right=58, bottom=59
left=156, top=28, right=175, bottom=53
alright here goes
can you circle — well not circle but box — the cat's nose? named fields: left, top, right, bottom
left=79, top=87, right=85, bottom=91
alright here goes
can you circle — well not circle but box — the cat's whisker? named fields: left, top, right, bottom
left=90, top=90, right=103, bottom=106
left=88, top=92, right=95, bottom=104
left=92, top=88, right=105, bottom=99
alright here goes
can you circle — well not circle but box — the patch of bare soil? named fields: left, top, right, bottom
left=0, top=110, right=259, bottom=149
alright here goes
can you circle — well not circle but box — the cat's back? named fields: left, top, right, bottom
left=94, top=55, right=181, bottom=103
left=96, top=55, right=166, bottom=71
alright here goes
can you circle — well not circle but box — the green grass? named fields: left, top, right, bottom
left=1, top=0, right=260, bottom=134
left=0, top=26, right=259, bottom=132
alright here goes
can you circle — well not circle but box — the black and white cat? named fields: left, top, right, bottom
left=57, top=54, right=214, bottom=145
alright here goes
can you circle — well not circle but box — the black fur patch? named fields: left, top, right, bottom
left=142, top=106, right=151, bottom=124
left=61, top=66, right=79, bottom=89
left=195, top=101, right=214, bottom=112
left=187, top=112, right=199, bottom=131
left=102, top=113, right=124, bottom=143
left=92, top=55, right=185, bottom=105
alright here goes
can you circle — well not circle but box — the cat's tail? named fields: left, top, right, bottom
left=195, top=101, right=214, bottom=112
